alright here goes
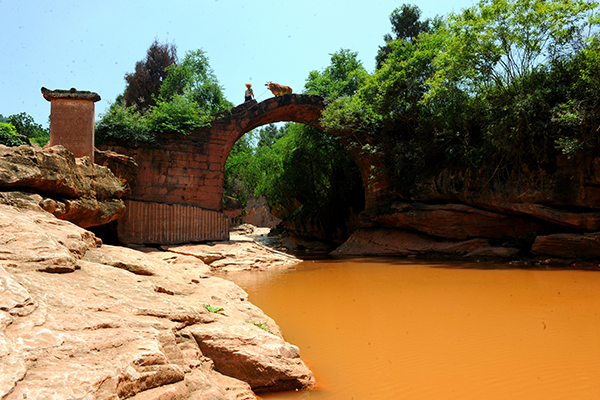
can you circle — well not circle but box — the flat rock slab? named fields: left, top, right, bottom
left=161, top=231, right=300, bottom=273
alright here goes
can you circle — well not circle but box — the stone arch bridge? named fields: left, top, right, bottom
left=105, top=94, right=388, bottom=244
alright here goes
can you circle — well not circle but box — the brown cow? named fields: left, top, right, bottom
left=265, top=81, right=292, bottom=96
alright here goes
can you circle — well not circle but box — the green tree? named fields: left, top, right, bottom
left=160, top=49, right=233, bottom=112
left=146, top=94, right=210, bottom=135
left=223, top=130, right=259, bottom=215
left=376, top=4, right=431, bottom=69
left=97, top=46, right=231, bottom=145
left=322, top=0, right=600, bottom=195
left=0, top=112, right=49, bottom=146
left=95, top=103, right=154, bottom=145
left=124, top=39, right=178, bottom=110
left=0, top=122, right=27, bottom=147
left=427, top=0, right=599, bottom=99
left=256, top=124, right=285, bottom=148
left=257, top=124, right=363, bottom=221
left=423, top=0, right=600, bottom=166
left=304, top=49, right=368, bottom=101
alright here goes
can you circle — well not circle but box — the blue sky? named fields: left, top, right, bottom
left=0, top=0, right=476, bottom=127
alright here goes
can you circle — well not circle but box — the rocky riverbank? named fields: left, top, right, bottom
left=0, top=204, right=314, bottom=399
left=0, top=144, right=314, bottom=399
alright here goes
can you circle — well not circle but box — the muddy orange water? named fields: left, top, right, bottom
left=224, top=258, right=600, bottom=399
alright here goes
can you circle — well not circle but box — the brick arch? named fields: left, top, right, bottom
left=215, top=94, right=327, bottom=163
left=106, top=94, right=389, bottom=244
left=211, top=94, right=389, bottom=210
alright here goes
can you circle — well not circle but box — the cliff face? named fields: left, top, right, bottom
left=334, top=154, right=600, bottom=260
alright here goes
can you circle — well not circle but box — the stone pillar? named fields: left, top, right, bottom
left=42, top=87, right=101, bottom=162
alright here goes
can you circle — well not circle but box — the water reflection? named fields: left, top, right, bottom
left=224, top=258, right=600, bottom=400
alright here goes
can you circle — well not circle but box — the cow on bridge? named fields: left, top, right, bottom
left=265, top=81, right=292, bottom=96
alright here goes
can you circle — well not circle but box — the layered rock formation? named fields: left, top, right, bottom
left=0, top=204, right=314, bottom=399
left=0, top=144, right=132, bottom=228
left=334, top=155, right=600, bottom=260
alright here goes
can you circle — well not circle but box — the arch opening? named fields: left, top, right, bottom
left=223, top=119, right=366, bottom=246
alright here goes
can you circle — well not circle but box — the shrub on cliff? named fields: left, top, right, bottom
left=0, top=122, right=27, bottom=147
left=159, top=49, right=233, bottom=113
left=95, top=102, right=155, bottom=145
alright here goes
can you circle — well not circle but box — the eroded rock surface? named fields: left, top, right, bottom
left=0, top=144, right=132, bottom=228
left=333, top=155, right=600, bottom=260
left=159, top=228, right=300, bottom=273
left=0, top=205, right=313, bottom=399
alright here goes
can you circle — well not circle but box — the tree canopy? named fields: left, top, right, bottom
left=0, top=112, right=49, bottom=146
left=159, top=49, right=232, bottom=113
left=96, top=43, right=232, bottom=145
left=321, top=0, right=600, bottom=195
left=375, top=4, right=431, bottom=69
left=123, top=40, right=178, bottom=110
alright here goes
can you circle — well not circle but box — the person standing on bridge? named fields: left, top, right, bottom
left=244, top=83, right=255, bottom=102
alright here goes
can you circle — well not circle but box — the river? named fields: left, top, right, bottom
left=224, top=257, right=600, bottom=399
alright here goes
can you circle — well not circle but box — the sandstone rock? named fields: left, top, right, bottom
left=465, top=246, right=520, bottom=259
left=94, top=147, right=138, bottom=194
left=0, top=191, right=45, bottom=213
left=139, top=249, right=212, bottom=277
left=160, top=232, right=301, bottom=273
left=224, top=196, right=282, bottom=229
left=374, top=202, right=545, bottom=240
left=532, top=232, right=600, bottom=259
left=84, top=244, right=168, bottom=276
left=186, top=323, right=315, bottom=393
left=0, top=145, right=125, bottom=199
left=492, top=202, right=600, bottom=231
left=411, top=156, right=600, bottom=216
left=0, top=205, right=314, bottom=399
left=0, top=204, right=100, bottom=273
left=0, top=145, right=127, bottom=228
left=332, top=228, right=491, bottom=256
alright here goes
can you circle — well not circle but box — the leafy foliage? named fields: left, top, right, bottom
left=427, top=0, right=599, bottom=99
left=322, top=1, right=600, bottom=195
left=95, top=103, right=154, bottom=145
left=146, top=94, right=211, bottom=135
left=0, top=112, right=49, bottom=146
left=124, top=39, right=178, bottom=110
left=204, top=304, right=224, bottom=314
left=376, top=4, right=431, bottom=69
left=0, top=122, right=27, bottom=147
left=223, top=129, right=260, bottom=213
left=96, top=46, right=231, bottom=146
left=304, top=49, right=368, bottom=101
left=224, top=122, right=364, bottom=235
left=260, top=124, right=364, bottom=222
left=160, top=49, right=233, bottom=112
